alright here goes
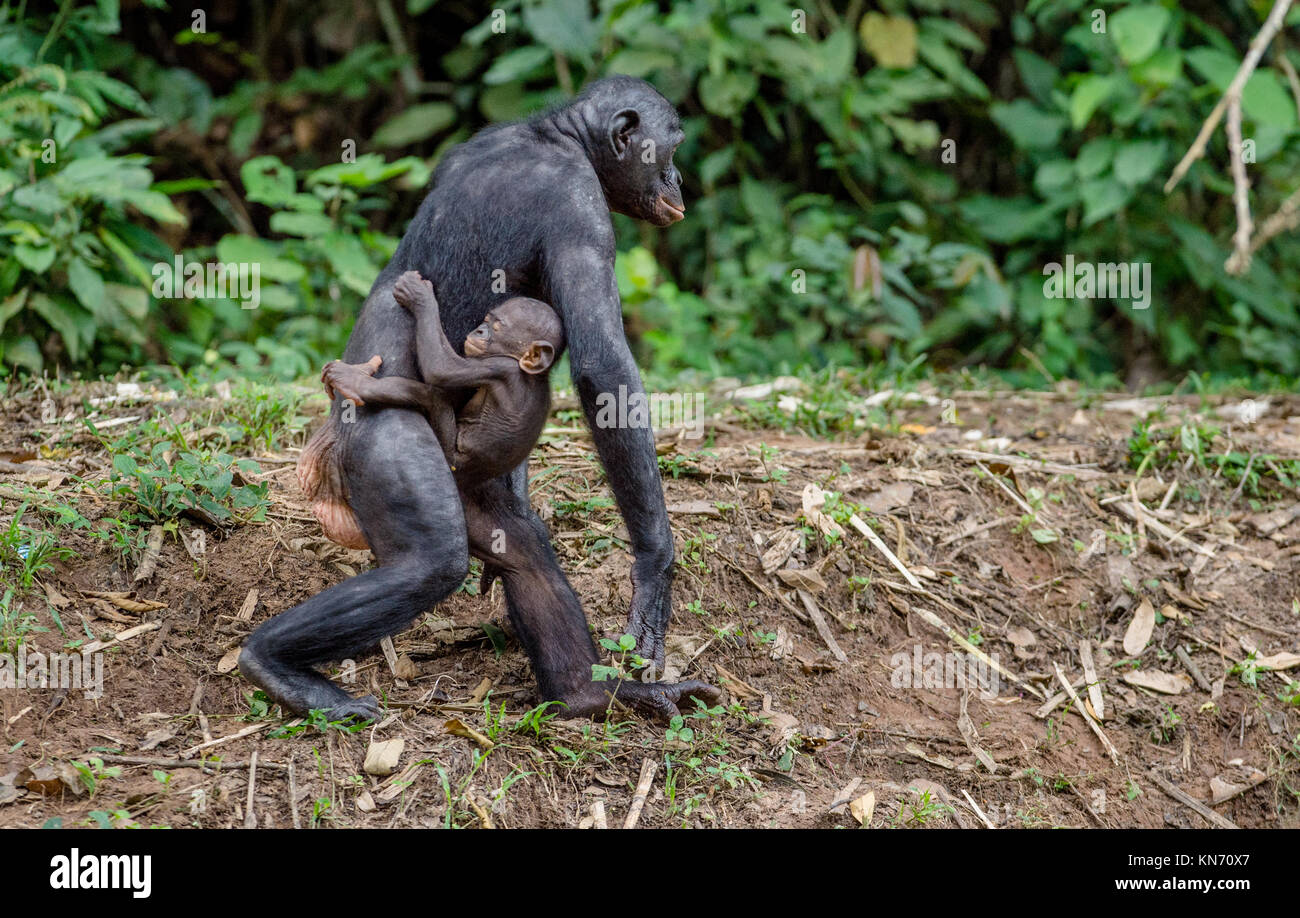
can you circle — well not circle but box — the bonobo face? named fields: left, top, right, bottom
left=464, top=297, right=564, bottom=374
left=604, top=102, right=686, bottom=227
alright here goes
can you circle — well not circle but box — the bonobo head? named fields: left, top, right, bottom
left=566, top=76, right=686, bottom=226
left=463, top=297, right=565, bottom=375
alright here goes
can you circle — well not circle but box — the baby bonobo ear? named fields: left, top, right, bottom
left=518, top=341, right=555, bottom=375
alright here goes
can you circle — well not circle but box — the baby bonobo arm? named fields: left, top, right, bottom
left=392, top=270, right=515, bottom=389
left=322, top=356, right=434, bottom=411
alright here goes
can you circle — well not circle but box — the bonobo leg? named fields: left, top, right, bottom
left=459, top=477, right=720, bottom=720
left=242, top=408, right=469, bottom=721
left=477, top=459, right=529, bottom=595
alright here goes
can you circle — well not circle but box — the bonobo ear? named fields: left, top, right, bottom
left=518, top=341, right=555, bottom=375
left=609, top=109, right=639, bottom=159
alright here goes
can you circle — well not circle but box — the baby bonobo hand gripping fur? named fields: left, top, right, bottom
left=241, top=75, right=719, bottom=724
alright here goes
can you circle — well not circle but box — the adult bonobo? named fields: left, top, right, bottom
left=240, top=76, right=719, bottom=722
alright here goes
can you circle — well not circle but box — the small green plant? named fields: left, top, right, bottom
left=513, top=700, right=563, bottom=738
left=677, top=530, right=716, bottom=574
left=592, top=633, right=644, bottom=683
left=269, top=706, right=370, bottom=737
left=1151, top=704, right=1183, bottom=745
left=749, top=443, right=788, bottom=483
left=0, top=588, right=47, bottom=654
left=0, top=504, right=74, bottom=591
left=310, top=797, right=333, bottom=827
left=896, top=787, right=955, bottom=827
left=71, top=757, right=122, bottom=798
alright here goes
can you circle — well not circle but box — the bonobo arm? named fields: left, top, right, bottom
left=392, top=270, right=485, bottom=388
left=323, top=360, right=436, bottom=412
left=544, top=242, right=674, bottom=668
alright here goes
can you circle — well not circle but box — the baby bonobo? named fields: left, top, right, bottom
left=302, top=271, right=562, bottom=549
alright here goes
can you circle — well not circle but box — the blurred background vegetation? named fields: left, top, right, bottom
left=2, top=0, right=1299, bottom=389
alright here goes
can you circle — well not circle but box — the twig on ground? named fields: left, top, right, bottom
left=624, top=759, right=658, bottom=829
left=1147, top=769, right=1239, bottom=829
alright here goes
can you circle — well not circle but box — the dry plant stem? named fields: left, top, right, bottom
left=1053, top=663, right=1119, bottom=765
left=1250, top=185, right=1300, bottom=254
left=623, top=759, right=658, bottom=829
left=1225, top=97, right=1254, bottom=275
left=1147, top=769, right=1239, bottom=830
left=1165, top=0, right=1295, bottom=194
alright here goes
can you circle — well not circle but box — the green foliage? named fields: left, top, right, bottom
left=100, top=426, right=270, bottom=526
left=0, top=5, right=178, bottom=373
left=3, top=1, right=1300, bottom=385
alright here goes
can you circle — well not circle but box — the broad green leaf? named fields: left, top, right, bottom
left=122, top=188, right=186, bottom=224
left=1080, top=178, right=1130, bottom=225
left=29, top=292, right=92, bottom=361
left=1013, top=48, right=1058, bottom=104
left=1075, top=137, right=1116, bottom=179
left=606, top=48, right=677, bottom=78
left=990, top=100, right=1067, bottom=150
left=269, top=211, right=334, bottom=238
left=15, top=244, right=56, bottom=274
left=860, top=12, right=918, bottom=68
left=523, top=0, right=599, bottom=58
left=105, top=282, right=148, bottom=320
left=215, top=235, right=305, bottom=283
left=482, top=45, right=552, bottom=85
left=958, top=196, right=1057, bottom=243
left=3, top=335, right=43, bottom=373
left=0, top=288, right=29, bottom=337
left=1034, top=160, right=1077, bottom=196
left=1113, top=140, right=1168, bottom=186
left=1109, top=4, right=1172, bottom=64
left=371, top=102, right=456, bottom=147
left=12, top=183, right=63, bottom=215
left=240, top=156, right=297, bottom=206
left=1131, top=48, right=1182, bottom=87
left=68, top=257, right=107, bottom=313
left=698, top=71, right=758, bottom=118
left=1069, top=73, right=1119, bottom=129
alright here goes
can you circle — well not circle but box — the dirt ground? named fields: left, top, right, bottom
left=1, top=377, right=1297, bottom=829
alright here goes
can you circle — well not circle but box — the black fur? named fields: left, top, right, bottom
left=241, top=76, right=715, bottom=722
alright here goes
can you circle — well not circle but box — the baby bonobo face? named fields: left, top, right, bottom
left=463, top=297, right=565, bottom=375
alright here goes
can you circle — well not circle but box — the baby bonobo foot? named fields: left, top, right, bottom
left=391, top=270, right=436, bottom=314
left=561, top=678, right=723, bottom=723
left=322, top=354, right=382, bottom=405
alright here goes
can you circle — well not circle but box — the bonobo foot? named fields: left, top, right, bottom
left=392, top=270, right=435, bottom=313
left=559, top=678, right=722, bottom=723
left=239, top=644, right=381, bottom=725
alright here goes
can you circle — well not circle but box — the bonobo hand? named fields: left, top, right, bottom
left=322, top=354, right=382, bottom=405
left=392, top=270, right=436, bottom=315
left=625, top=554, right=674, bottom=671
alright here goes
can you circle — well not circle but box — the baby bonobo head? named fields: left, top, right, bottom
left=463, top=297, right=565, bottom=375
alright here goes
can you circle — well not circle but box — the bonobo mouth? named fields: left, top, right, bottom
left=463, top=337, right=486, bottom=356
left=653, top=195, right=686, bottom=224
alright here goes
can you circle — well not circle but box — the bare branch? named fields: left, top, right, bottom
left=1225, top=97, right=1254, bottom=275
left=1164, top=0, right=1294, bottom=194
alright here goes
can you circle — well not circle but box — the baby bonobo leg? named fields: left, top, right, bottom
left=460, top=479, right=721, bottom=721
